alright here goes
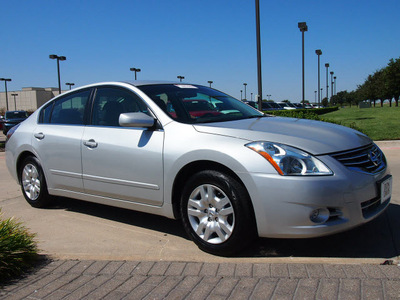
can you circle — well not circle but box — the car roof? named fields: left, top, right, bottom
left=122, top=80, right=196, bottom=87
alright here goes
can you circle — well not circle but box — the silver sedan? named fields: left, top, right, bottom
left=5, top=81, right=392, bottom=255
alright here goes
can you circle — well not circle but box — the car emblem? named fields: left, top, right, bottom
left=368, top=149, right=380, bottom=167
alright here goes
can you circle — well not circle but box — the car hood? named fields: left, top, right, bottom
left=193, top=116, right=372, bottom=155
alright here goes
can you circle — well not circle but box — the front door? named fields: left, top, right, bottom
left=81, top=86, right=164, bottom=206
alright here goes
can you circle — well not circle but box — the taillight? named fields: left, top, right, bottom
left=6, top=123, right=20, bottom=142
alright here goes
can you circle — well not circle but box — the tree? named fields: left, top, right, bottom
left=386, top=57, right=400, bottom=107
left=356, top=57, right=400, bottom=107
left=331, top=91, right=350, bottom=107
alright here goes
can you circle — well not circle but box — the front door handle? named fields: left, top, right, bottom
left=83, top=139, right=98, bottom=149
left=34, top=132, right=45, bottom=140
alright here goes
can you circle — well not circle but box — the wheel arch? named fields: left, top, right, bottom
left=16, top=151, right=38, bottom=183
left=171, top=160, right=256, bottom=225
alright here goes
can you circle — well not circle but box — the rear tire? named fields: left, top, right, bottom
left=180, top=170, right=256, bottom=256
left=19, top=156, right=51, bottom=208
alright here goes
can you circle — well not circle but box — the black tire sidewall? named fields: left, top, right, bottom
left=19, top=156, right=50, bottom=208
left=180, top=170, right=256, bottom=256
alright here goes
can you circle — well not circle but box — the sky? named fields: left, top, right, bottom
left=1, top=0, right=399, bottom=102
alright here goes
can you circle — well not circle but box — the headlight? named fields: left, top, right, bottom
left=246, top=142, right=333, bottom=176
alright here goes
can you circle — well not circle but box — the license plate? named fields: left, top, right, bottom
left=381, top=176, right=392, bottom=204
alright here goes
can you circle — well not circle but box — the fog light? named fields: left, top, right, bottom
left=310, top=208, right=330, bottom=224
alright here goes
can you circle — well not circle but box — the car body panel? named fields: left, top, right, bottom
left=193, top=117, right=371, bottom=155
left=81, top=125, right=164, bottom=205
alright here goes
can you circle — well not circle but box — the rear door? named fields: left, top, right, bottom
left=33, top=89, right=91, bottom=192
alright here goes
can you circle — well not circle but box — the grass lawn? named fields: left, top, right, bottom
left=322, top=106, right=400, bottom=141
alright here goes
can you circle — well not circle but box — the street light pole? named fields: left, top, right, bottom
left=11, top=93, right=18, bottom=110
left=255, top=0, right=263, bottom=110
left=0, top=78, right=12, bottom=111
left=177, top=76, right=185, bottom=82
left=66, top=82, right=75, bottom=90
left=298, top=22, right=308, bottom=107
left=315, top=49, right=322, bottom=106
left=240, top=90, right=243, bottom=101
left=330, top=71, right=334, bottom=100
left=243, top=83, right=247, bottom=100
left=130, top=68, right=141, bottom=80
left=334, top=76, right=337, bottom=95
left=314, top=90, right=317, bottom=103
left=49, top=54, right=66, bottom=94
left=325, top=63, right=329, bottom=102
left=208, top=80, right=213, bottom=88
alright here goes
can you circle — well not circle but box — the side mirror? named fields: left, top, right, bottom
left=119, top=112, right=156, bottom=128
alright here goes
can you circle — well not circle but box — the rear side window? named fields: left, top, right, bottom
left=39, top=90, right=90, bottom=125
left=40, top=103, right=53, bottom=123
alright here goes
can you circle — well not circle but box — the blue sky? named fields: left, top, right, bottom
left=1, top=0, right=399, bottom=102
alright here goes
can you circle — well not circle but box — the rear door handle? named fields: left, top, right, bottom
left=83, top=139, right=98, bottom=148
left=34, top=132, right=45, bottom=140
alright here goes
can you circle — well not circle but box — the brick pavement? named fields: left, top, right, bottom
left=1, top=260, right=400, bottom=299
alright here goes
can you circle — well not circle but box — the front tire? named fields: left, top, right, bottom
left=19, top=156, right=51, bottom=208
left=180, top=170, right=256, bottom=256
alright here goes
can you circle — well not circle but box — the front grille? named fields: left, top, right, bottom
left=330, top=144, right=386, bottom=174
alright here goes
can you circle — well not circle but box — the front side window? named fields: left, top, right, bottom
left=91, top=87, right=149, bottom=127
left=40, top=90, right=90, bottom=125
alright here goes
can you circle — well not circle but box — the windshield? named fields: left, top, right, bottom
left=5, top=111, right=28, bottom=119
left=137, top=84, right=263, bottom=124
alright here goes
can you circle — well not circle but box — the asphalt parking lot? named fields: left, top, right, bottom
left=1, top=134, right=399, bottom=299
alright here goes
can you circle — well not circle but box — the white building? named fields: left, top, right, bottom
left=0, top=87, right=62, bottom=113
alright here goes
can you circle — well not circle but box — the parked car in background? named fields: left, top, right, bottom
left=2, top=110, right=28, bottom=135
left=244, top=101, right=258, bottom=109
left=277, top=102, right=297, bottom=110
left=262, top=102, right=282, bottom=111
left=5, top=81, right=392, bottom=255
left=286, top=102, right=300, bottom=109
left=167, top=99, right=222, bottom=119
left=293, top=103, right=304, bottom=109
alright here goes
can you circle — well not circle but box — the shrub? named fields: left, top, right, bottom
left=265, top=106, right=338, bottom=117
left=265, top=108, right=364, bottom=134
left=266, top=110, right=321, bottom=120
left=0, top=210, right=39, bottom=283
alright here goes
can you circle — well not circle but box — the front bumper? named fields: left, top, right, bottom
left=246, top=158, right=391, bottom=239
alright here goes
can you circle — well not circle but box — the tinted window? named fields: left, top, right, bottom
left=91, top=87, right=148, bottom=127
left=40, top=103, right=53, bottom=123
left=46, top=90, right=90, bottom=125
left=137, top=84, right=263, bottom=124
